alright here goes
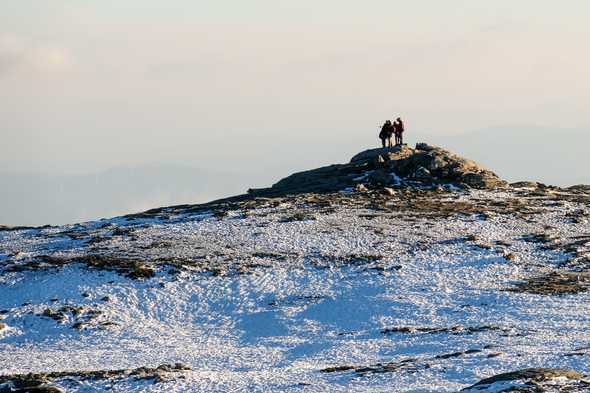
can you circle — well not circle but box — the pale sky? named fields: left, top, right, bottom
left=1, top=1, right=589, bottom=176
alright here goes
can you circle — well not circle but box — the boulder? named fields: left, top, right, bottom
left=355, top=184, right=368, bottom=193
left=249, top=143, right=506, bottom=197
left=369, top=169, right=395, bottom=186
left=413, top=166, right=432, bottom=181
left=350, top=145, right=415, bottom=163
left=382, top=187, right=396, bottom=196
left=415, top=142, right=436, bottom=151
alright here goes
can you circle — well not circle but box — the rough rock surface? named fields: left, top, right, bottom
left=0, top=364, right=191, bottom=393
left=462, top=368, right=590, bottom=392
left=250, top=143, right=505, bottom=197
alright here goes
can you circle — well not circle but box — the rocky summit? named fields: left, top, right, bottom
left=249, top=143, right=506, bottom=197
left=1, top=144, right=590, bottom=392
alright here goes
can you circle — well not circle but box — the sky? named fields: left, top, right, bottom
left=1, top=1, right=589, bottom=224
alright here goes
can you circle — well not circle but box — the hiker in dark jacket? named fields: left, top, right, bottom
left=394, top=117, right=405, bottom=145
left=379, top=120, right=393, bottom=148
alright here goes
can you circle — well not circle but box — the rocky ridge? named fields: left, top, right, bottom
left=1, top=144, right=590, bottom=392
left=249, top=143, right=506, bottom=197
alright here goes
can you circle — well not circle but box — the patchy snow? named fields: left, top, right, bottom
left=0, top=189, right=589, bottom=392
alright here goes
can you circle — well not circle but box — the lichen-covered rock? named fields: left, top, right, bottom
left=413, top=166, right=432, bottom=181
left=252, top=143, right=506, bottom=196
left=0, top=363, right=192, bottom=392
left=462, top=368, right=590, bottom=392
left=354, top=184, right=368, bottom=193
left=369, top=169, right=395, bottom=186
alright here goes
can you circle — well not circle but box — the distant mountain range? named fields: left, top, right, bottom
left=424, top=126, right=589, bottom=186
left=0, top=164, right=249, bottom=226
left=3, top=126, right=587, bottom=226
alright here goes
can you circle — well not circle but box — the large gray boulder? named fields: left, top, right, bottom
left=249, top=143, right=506, bottom=196
left=350, top=143, right=505, bottom=189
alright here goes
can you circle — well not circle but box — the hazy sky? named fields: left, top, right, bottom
left=2, top=1, right=589, bottom=176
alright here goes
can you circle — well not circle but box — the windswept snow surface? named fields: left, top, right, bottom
left=1, top=189, right=590, bottom=392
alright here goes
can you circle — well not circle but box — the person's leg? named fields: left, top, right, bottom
left=399, top=134, right=403, bottom=145
left=381, top=138, right=386, bottom=148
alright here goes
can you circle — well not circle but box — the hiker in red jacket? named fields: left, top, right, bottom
left=394, top=117, right=405, bottom=145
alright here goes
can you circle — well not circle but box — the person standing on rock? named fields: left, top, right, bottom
left=394, top=117, right=405, bottom=145
left=379, top=120, right=393, bottom=148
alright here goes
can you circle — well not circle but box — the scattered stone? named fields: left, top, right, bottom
left=413, top=166, right=432, bottom=181
left=382, top=187, right=396, bottom=196
left=0, top=386, right=65, bottom=393
left=251, top=252, right=287, bottom=260
left=39, top=305, right=104, bottom=329
left=415, top=142, right=436, bottom=151
left=504, top=253, right=517, bottom=261
left=214, top=210, right=229, bottom=219
left=125, top=264, right=156, bottom=279
left=355, top=184, right=368, bottom=193
left=511, top=181, right=541, bottom=188
left=320, top=365, right=356, bottom=373
left=508, top=270, right=590, bottom=295
left=279, top=212, right=316, bottom=222
left=321, top=347, right=486, bottom=377
left=41, top=308, right=67, bottom=322
left=381, top=324, right=504, bottom=335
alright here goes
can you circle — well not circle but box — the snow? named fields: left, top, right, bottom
left=0, top=189, right=589, bottom=392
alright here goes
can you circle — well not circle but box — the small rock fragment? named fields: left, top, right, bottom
left=355, top=184, right=368, bottom=193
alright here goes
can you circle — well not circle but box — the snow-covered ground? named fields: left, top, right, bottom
left=1, top=189, right=589, bottom=392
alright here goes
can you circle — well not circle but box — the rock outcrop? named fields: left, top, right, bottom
left=0, top=364, right=192, bottom=393
left=249, top=143, right=505, bottom=197
left=462, top=368, right=590, bottom=392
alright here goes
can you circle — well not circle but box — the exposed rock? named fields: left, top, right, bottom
left=6, top=255, right=157, bottom=280
left=279, top=212, right=316, bottom=222
left=0, top=386, right=64, bottom=393
left=351, top=145, right=417, bottom=162
left=0, top=363, right=191, bottom=391
left=355, top=184, right=368, bottom=193
left=415, top=142, right=436, bottom=151
left=511, top=181, right=541, bottom=188
left=568, top=185, right=590, bottom=194
left=413, top=166, right=432, bottom=181
left=322, top=347, right=487, bottom=377
left=251, top=143, right=505, bottom=197
left=382, top=187, right=396, bottom=196
left=368, top=169, right=394, bottom=186
left=462, top=368, right=590, bottom=392
left=381, top=324, right=505, bottom=335
left=39, top=305, right=105, bottom=330
left=508, top=270, right=590, bottom=295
